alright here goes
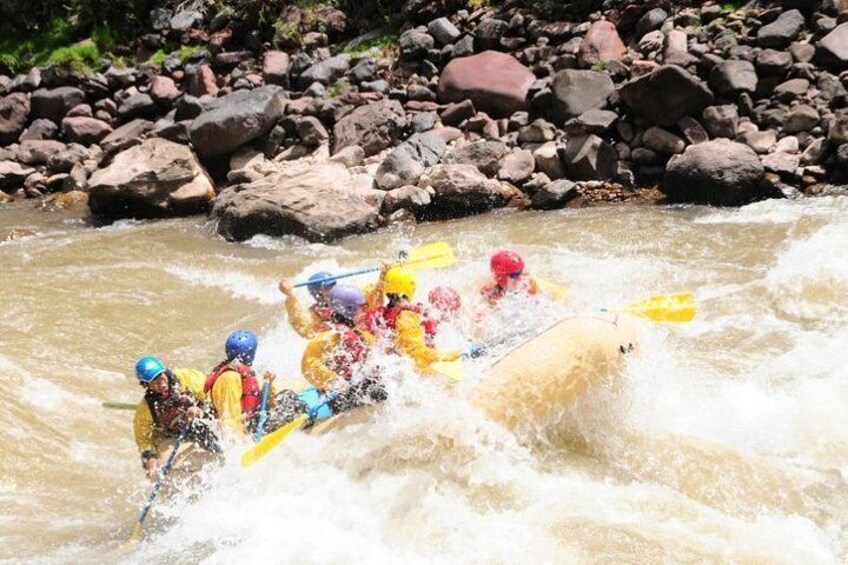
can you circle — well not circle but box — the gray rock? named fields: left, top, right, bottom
left=618, top=65, right=714, bottom=127
left=756, top=49, right=793, bottom=75
left=790, top=42, right=816, bottom=63
left=475, top=19, right=509, bottom=51
left=562, top=134, right=617, bottom=181
left=702, top=105, right=739, bottom=138
left=564, top=109, right=618, bottom=136
left=375, top=132, right=447, bottom=190
left=497, top=149, right=535, bottom=184
left=47, top=143, right=90, bottom=173
left=783, top=105, right=820, bottom=133
left=297, top=116, right=329, bottom=146
left=639, top=30, right=665, bottom=54
left=400, top=29, right=435, bottom=60
left=411, top=112, right=438, bottom=132
left=816, top=23, right=848, bottom=70
left=452, top=35, right=475, bottom=58
left=532, top=142, right=566, bottom=179
left=263, top=51, right=291, bottom=87
left=643, top=127, right=686, bottom=154
left=442, top=140, right=508, bottom=176
left=440, top=99, right=476, bottom=127
left=150, top=8, right=173, bottom=31
left=632, top=147, right=658, bottom=165
left=382, top=185, right=433, bottom=213
left=333, top=99, right=407, bottom=157
left=296, top=55, right=350, bottom=90
left=551, top=69, right=614, bottom=123
left=0, top=93, right=31, bottom=144
left=361, top=79, right=390, bottom=94
left=349, top=59, right=377, bottom=83
left=428, top=17, right=461, bottom=46
left=15, top=140, right=67, bottom=166
left=417, top=164, right=504, bottom=214
left=61, top=117, right=113, bottom=145
left=531, top=179, right=577, bottom=210
left=663, top=139, right=766, bottom=205
left=517, top=118, right=557, bottom=143
left=89, top=138, right=214, bottom=218
left=117, top=93, right=158, bottom=121
left=31, top=87, right=85, bottom=123
left=635, top=8, right=669, bottom=39
left=828, top=108, right=848, bottom=144
left=329, top=145, right=365, bottom=167
left=190, top=86, right=287, bottom=158
left=773, top=78, right=810, bottom=102
left=757, top=9, right=805, bottom=48
left=212, top=162, right=381, bottom=242
left=743, top=129, right=777, bottom=154
left=678, top=116, right=709, bottom=145
left=19, top=118, right=58, bottom=142
left=709, top=60, right=758, bottom=96
left=0, top=161, right=35, bottom=192
left=801, top=137, right=826, bottom=164
left=101, top=119, right=155, bottom=157
left=170, top=10, right=203, bottom=32
left=761, top=152, right=800, bottom=175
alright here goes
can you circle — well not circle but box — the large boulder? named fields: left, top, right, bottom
left=333, top=99, right=407, bottom=156
left=100, top=119, right=155, bottom=158
left=0, top=93, right=30, bottom=144
left=190, top=86, right=286, bottom=159
left=551, top=69, right=615, bottom=123
left=816, top=22, right=848, bottom=70
left=417, top=164, right=504, bottom=215
left=31, top=87, right=85, bottom=123
left=663, top=139, right=766, bottom=205
left=618, top=65, right=714, bottom=127
left=437, top=51, right=535, bottom=119
left=757, top=9, right=805, bottom=48
left=442, top=140, right=509, bottom=177
left=88, top=138, right=215, bottom=218
left=577, top=20, right=626, bottom=67
left=211, top=162, right=382, bottom=242
left=375, top=132, right=447, bottom=190
left=562, top=134, right=617, bottom=181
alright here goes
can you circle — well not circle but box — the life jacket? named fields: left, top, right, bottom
left=366, top=302, right=436, bottom=343
left=204, top=360, right=261, bottom=419
left=145, top=371, right=198, bottom=435
left=328, top=325, right=371, bottom=381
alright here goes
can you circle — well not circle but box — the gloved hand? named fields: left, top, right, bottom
left=465, top=343, right=486, bottom=359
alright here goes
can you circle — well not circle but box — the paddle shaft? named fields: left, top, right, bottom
left=136, top=426, right=188, bottom=528
left=291, top=251, right=449, bottom=288
left=254, top=382, right=271, bottom=442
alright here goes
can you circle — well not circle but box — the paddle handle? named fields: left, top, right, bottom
left=254, top=382, right=271, bottom=442
left=137, top=426, right=188, bottom=527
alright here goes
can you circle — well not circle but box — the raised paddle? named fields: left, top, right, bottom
left=292, top=241, right=456, bottom=288
left=127, top=426, right=188, bottom=543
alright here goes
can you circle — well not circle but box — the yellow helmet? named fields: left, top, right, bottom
left=384, top=266, right=416, bottom=299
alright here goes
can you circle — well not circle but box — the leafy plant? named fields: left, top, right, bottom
left=47, top=42, right=103, bottom=72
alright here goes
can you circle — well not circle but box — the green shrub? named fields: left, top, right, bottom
left=47, top=42, right=103, bottom=73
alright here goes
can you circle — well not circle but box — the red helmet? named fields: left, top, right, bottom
left=490, top=250, right=524, bottom=281
left=428, top=286, right=462, bottom=313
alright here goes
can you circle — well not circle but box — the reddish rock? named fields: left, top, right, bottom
left=631, top=60, right=660, bottom=78
left=150, top=76, right=181, bottom=104
left=61, top=117, right=113, bottom=145
left=333, top=99, right=407, bottom=156
left=209, top=28, right=233, bottom=52
left=438, top=51, right=535, bottom=119
left=578, top=21, right=626, bottom=67
left=0, top=93, right=31, bottom=144
left=286, top=97, right=313, bottom=114
left=66, top=104, right=93, bottom=118
left=406, top=101, right=439, bottom=112
left=187, top=65, right=219, bottom=97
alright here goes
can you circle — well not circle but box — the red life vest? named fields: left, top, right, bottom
left=329, top=325, right=370, bottom=381
left=366, top=302, right=436, bottom=343
left=204, top=360, right=261, bottom=419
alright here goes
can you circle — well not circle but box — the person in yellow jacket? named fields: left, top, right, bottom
left=133, top=356, right=221, bottom=481
left=279, top=271, right=336, bottom=339
left=205, top=330, right=305, bottom=439
left=302, top=285, right=386, bottom=413
left=364, top=266, right=462, bottom=371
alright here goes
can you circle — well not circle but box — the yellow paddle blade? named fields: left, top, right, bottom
left=624, top=293, right=696, bottom=322
left=240, top=414, right=308, bottom=468
left=430, top=360, right=466, bottom=382
left=402, top=241, right=455, bottom=270
left=126, top=523, right=142, bottom=544
left=536, top=278, right=570, bottom=302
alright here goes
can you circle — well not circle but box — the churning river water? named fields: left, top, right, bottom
left=1, top=196, right=847, bottom=563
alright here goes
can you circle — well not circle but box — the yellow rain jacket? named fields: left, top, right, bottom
left=395, top=310, right=461, bottom=370
left=284, top=294, right=329, bottom=339
left=302, top=326, right=377, bottom=390
left=133, top=368, right=207, bottom=459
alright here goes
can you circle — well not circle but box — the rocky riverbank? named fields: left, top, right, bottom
left=0, top=0, right=847, bottom=241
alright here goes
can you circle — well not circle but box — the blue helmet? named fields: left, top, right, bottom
left=330, top=284, right=366, bottom=319
left=226, top=330, right=258, bottom=364
left=307, top=271, right=336, bottom=300
left=135, top=356, right=166, bottom=383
